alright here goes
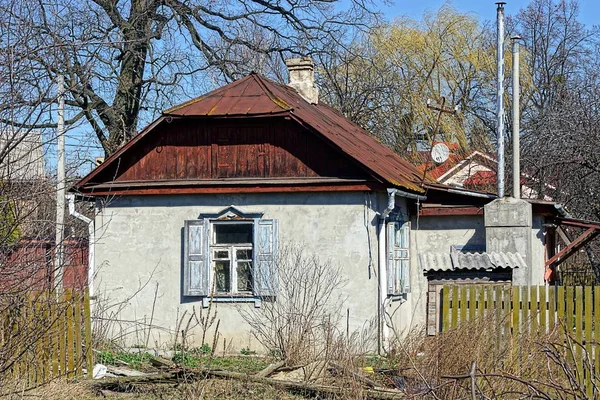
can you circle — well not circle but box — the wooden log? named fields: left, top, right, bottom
left=255, top=360, right=285, bottom=378
left=96, top=369, right=406, bottom=399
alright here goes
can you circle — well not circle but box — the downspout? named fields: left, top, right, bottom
left=67, top=194, right=95, bottom=298
left=378, top=189, right=395, bottom=353
left=378, top=188, right=426, bottom=353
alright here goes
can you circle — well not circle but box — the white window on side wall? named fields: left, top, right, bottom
left=387, top=216, right=410, bottom=296
left=183, top=206, right=278, bottom=305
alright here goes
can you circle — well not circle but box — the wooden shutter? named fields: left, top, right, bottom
left=184, top=219, right=210, bottom=296
left=387, top=220, right=410, bottom=296
left=253, top=219, right=278, bottom=296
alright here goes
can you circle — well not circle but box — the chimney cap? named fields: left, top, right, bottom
left=285, top=57, right=314, bottom=70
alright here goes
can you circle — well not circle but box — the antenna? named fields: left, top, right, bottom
left=431, top=143, right=450, bottom=164
left=420, top=97, right=458, bottom=182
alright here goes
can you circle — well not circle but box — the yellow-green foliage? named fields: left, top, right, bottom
left=0, top=196, right=21, bottom=246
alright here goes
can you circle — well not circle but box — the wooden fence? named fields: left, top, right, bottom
left=1, top=289, right=93, bottom=387
left=440, top=285, right=600, bottom=397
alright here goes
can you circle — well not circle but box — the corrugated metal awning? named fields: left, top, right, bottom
left=420, top=251, right=525, bottom=272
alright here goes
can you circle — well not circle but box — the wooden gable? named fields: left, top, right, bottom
left=78, top=117, right=379, bottom=195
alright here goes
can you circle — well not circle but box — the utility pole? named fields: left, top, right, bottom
left=512, top=35, right=521, bottom=199
left=496, top=2, right=506, bottom=197
left=420, top=97, right=457, bottom=182
left=55, top=75, right=65, bottom=291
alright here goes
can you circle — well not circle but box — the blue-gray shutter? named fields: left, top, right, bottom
left=184, top=219, right=210, bottom=296
left=387, top=220, right=410, bottom=295
left=253, top=219, right=278, bottom=296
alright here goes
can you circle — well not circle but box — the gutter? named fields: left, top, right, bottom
left=378, top=188, right=426, bottom=353
left=67, top=194, right=95, bottom=298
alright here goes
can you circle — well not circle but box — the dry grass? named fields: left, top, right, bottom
left=387, top=316, right=596, bottom=399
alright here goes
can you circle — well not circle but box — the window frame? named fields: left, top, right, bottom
left=210, top=220, right=254, bottom=296
left=183, top=206, right=278, bottom=307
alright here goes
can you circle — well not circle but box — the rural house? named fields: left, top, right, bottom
left=72, top=58, right=592, bottom=352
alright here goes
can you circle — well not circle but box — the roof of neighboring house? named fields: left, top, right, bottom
left=75, top=73, right=428, bottom=194
left=0, top=130, right=45, bottom=181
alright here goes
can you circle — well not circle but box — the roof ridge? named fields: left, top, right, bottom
left=251, top=74, right=292, bottom=111
left=163, top=75, right=255, bottom=114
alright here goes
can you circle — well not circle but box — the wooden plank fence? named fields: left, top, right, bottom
left=440, top=285, right=600, bottom=397
left=0, top=289, right=93, bottom=387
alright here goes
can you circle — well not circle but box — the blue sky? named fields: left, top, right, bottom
left=380, top=0, right=599, bottom=27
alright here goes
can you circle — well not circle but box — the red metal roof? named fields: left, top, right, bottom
left=164, top=73, right=426, bottom=192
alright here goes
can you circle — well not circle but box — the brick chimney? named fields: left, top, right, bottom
left=285, top=57, right=319, bottom=104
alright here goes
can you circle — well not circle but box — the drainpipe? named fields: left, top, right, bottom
left=378, top=189, right=426, bottom=353
left=67, top=194, right=95, bottom=298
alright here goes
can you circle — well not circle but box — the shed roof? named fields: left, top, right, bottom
left=420, top=251, right=525, bottom=272
left=74, top=73, right=427, bottom=194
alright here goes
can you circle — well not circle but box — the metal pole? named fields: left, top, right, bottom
left=55, top=75, right=65, bottom=291
left=512, top=35, right=521, bottom=199
left=496, top=2, right=506, bottom=197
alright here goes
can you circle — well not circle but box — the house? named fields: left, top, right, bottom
left=419, top=148, right=548, bottom=199
left=71, top=58, right=593, bottom=351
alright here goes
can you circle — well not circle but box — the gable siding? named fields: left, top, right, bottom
left=110, top=118, right=365, bottom=183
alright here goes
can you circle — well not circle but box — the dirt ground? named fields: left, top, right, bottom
left=5, top=378, right=308, bottom=400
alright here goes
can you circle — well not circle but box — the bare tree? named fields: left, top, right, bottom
left=0, top=0, right=378, bottom=156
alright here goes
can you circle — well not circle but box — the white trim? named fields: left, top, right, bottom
left=437, top=151, right=497, bottom=182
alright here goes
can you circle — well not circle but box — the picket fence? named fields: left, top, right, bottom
left=441, top=285, right=600, bottom=397
left=1, top=289, right=93, bottom=387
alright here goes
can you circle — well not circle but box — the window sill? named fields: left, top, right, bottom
left=201, top=296, right=264, bottom=308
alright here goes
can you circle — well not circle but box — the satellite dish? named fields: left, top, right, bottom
left=431, top=143, right=450, bottom=164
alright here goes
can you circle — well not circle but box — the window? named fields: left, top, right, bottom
left=387, top=219, right=410, bottom=295
left=183, top=207, right=278, bottom=301
left=212, top=223, right=253, bottom=294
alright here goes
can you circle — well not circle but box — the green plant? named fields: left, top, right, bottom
left=95, top=350, right=152, bottom=369
left=172, top=351, right=199, bottom=368
left=240, top=347, right=256, bottom=356
left=193, top=343, right=211, bottom=355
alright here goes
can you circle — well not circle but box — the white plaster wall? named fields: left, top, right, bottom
left=93, top=192, right=384, bottom=352
left=531, top=215, right=547, bottom=285
left=400, top=215, right=486, bottom=335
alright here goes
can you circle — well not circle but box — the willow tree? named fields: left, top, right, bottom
left=319, top=5, right=504, bottom=158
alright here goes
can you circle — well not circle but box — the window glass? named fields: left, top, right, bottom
left=214, top=223, right=252, bottom=244
left=236, top=249, right=252, bottom=260
left=214, top=260, right=231, bottom=292
left=237, top=261, right=253, bottom=292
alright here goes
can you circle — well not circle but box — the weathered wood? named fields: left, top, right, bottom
left=66, top=290, right=75, bottom=377
left=74, top=291, right=83, bottom=377
left=84, top=288, right=94, bottom=376
left=539, top=286, right=547, bottom=334
left=530, top=286, right=538, bottom=332
left=442, top=286, right=450, bottom=331
left=329, top=361, right=381, bottom=389
left=468, top=286, right=476, bottom=321
left=96, top=369, right=406, bottom=399
left=255, top=360, right=285, bottom=378
left=94, top=119, right=368, bottom=186
left=451, top=286, right=458, bottom=328
left=584, top=286, right=593, bottom=399
left=512, top=287, right=520, bottom=336
left=595, top=286, right=600, bottom=381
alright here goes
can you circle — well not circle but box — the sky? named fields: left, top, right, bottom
left=59, top=0, right=599, bottom=176
left=379, top=0, right=599, bottom=27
